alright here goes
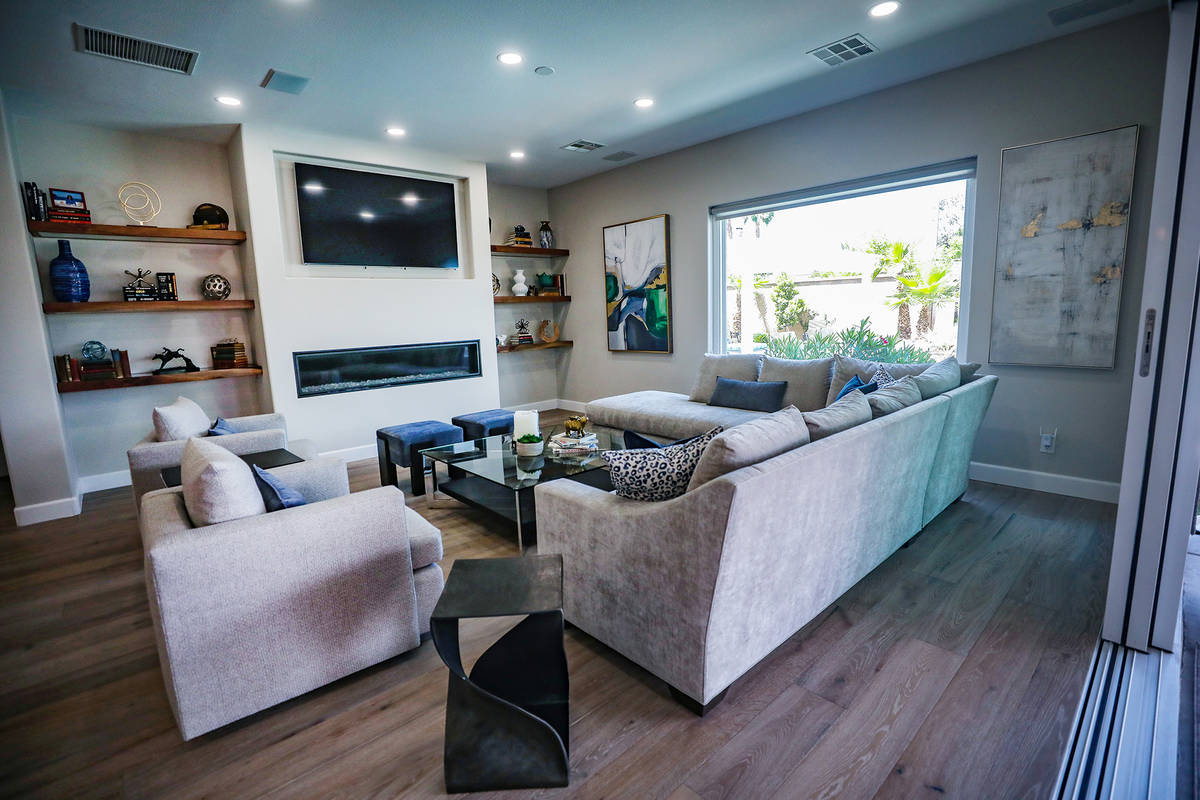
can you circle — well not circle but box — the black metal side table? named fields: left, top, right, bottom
left=431, top=555, right=569, bottom=793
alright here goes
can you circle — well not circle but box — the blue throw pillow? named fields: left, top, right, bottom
left=708, top=377, right=787, bottom=413
left=252, top=464, right=307, bottom=512
left=834, top=375, right=879, bottom=402
left=208, top=417, right=237, bottom=436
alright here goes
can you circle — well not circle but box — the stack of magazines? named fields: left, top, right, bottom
left=548, top=432, right=599, bottom=456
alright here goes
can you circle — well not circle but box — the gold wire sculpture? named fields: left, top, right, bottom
left=117, top=182, right=162, bottom=225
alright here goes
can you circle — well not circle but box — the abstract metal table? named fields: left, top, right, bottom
left=431, top=554, right=569, bottom=793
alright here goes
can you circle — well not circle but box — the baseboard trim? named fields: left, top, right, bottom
left=14, top=494, right=83, bottom=526
left=969, top=461, right=1120, bottom=503
left=77, top=469, right=131, bottom=494
left=507, top=399, right=563, bottom=412
left=555, top=398, right=587, bottom=413
left=319, top=444, right=377, bottom=463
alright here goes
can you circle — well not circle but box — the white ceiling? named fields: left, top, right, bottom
left=0, top=0, right=1162, bottom=188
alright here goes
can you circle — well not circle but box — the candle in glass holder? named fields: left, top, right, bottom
left=513, top=409, right=539, bottom=439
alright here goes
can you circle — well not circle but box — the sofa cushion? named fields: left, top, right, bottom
left=181, top=437, right=266, bottom=526
left=802, top=389, right=872, bottom=441
left=708, top=377, right=787, bottom=412
left=835, top=375, right=878, bottom=401
left=913, top=357, right=962, bottom=400
left=154, top=396, right=211, bottom=442
left=959, top=361, right=983, bottom=383
left=605, top=427, right=722, bottom=501
left=688, top=354, right=763, bottom=403
left=757, top=356, right=834, bottom=412
left=252, top=464, right=307, bottom=512
left=586, top=390, right=768, bottom=440
left=870, top=364, right=898, bottom=388
left=688, top=406, right=810, bottom=490
left=404, top=507, right=444, bottom=569
left=866, top=375, right=924, bottom=418
left=827, top=355, right=932, bottom=405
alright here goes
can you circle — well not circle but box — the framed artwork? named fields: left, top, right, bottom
left=989, top=125, right=1138, bottom=368
left=48, top=187, right=87, bottom=211
left=603, top=213, right=672, bottom=353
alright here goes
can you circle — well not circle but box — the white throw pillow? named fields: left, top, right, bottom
left=866, top=375, right=923, bottom=418
left=688, top=406, right=810, bottom=490
left=153, top=396, right=212, bottom=442
left=181, top=437, right=266, bottom=526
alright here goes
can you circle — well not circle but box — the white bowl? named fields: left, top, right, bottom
left=515, top=440, right=544, bottom=457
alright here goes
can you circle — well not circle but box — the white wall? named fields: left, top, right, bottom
left=548, top=11, right=1168, bottom=487
left=9, top=118, right=260, bottom=485
left=231, top=126, right=498, bottom=458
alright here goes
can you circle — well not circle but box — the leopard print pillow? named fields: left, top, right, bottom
left=605, top=427, right=723, bottom=501
left=870, top=364, right=898, bottom=388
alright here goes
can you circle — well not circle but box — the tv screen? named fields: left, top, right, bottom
left=293, top=162, right=460, bottom=268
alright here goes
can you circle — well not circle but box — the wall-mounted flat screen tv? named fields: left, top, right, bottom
left=293, top=162, right=460, bottom=268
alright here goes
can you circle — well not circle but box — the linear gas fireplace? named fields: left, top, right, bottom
left=293, top=340, right=481, bottom=398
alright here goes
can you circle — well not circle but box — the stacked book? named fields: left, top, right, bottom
left=47, top=208, right=92, bottom=225
left=511, top=332, right=534, bottom=346
left=155, top=273, right=178, bottom=300
left=540, top=274, right=567, bottom=296
left=211, top=340, right=249, bottom=369
left=21, top=182, right=47, bottom=221
left=54, top=350, right=132, bottom=384
left=549, top=431, right=599, bottom=456
left=504, top=230, right=533, bottom=247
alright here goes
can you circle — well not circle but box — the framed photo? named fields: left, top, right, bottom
left=48, top=188, right=88, bottom=211
left=603, top=213, right=672, bottom=353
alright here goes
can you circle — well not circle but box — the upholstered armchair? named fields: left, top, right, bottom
left=138, top=456, right=445, bottom=740
left=127, top=412, right=317, bottom=511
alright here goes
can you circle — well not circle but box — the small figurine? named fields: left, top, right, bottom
left=151, top=347, right=201, bottom=374
left=564, top=415, right=589, bottom=439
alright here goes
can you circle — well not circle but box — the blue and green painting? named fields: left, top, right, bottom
left=603, top=214, right=672, bottom=353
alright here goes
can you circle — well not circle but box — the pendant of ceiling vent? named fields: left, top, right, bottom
left=1047, top=0, right=1132, bottom=26
left=72, top=23, right=198, bottom=75
left=561, top=139, right=606, bottom=153
left=808, top=34, right=877, bottom=67
left=261, top=69, right=310, bottom=95
left=602, top=150, right=638, bottom=162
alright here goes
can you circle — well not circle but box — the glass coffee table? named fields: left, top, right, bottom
left=420, top=426, right=625, bottom=553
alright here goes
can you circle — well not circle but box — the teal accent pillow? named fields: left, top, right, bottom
left=708, top=377, right=787, bottom=412
left=834, top=375, right=879, bottom=402
left=252, top=464, right=307, bottom=512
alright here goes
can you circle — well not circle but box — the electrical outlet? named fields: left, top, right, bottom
left=1040, top=431, right=1056, bottom=454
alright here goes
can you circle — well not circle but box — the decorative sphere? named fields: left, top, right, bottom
left=81, top=340, right=108, bottom=363
left=201, top=274, right=232, bottom=300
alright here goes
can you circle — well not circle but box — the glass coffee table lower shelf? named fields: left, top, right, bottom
left=420, top=427, right=624, bottom=553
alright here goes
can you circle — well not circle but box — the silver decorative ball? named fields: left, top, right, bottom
left=201, top=274, right=232, bottom=300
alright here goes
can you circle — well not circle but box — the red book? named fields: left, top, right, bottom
left=68, top=358, right=80, bottom=381
left=54, top=355, right=68, bottom=382
left=119, top=350, right=132, bottom=379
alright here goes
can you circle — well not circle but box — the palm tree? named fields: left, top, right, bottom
left=862, top=239, right=917, bottom=336
left=891, top=265, right=960, bottom=337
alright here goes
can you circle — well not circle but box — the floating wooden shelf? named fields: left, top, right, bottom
left=43, top=299, right=255, bottom=314
left=493, top=295, right=571, bottom=305
left=490, top=245, right=570, bottom=258
left=28, top=221, right=247, bottom=245
left=57, top=367, right=263, bottom=394
left=497, top=340, right=573, bottom=354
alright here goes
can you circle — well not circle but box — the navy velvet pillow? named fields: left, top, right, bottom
left=834, top=375, right=879, bottom=402
left=252, top=464, right=307, bottom=512
left=708, top=377, right=787, bottom=412
left=624, top=430, right=665, bottom=449
left=208, top=417, right=237, bottom=436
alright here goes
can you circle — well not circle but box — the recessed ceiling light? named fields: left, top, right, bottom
left=215, top=95, right=242, bottom=106
left=509, top=150, right=526, bottom=160
left=401, top=192, right=419, bottom=206
left=302, top=182, right=325, bottom=193
left=869, top=1, right=900, bottom=16
left=497, top=51, right=523, bottom=65
left=634, top=97, right=654, bottom=108
left=386, top=126, right=406, bottom=137
left=359, top=210, right=375, bottom=220
left=533, top=65, right=555, bottom=76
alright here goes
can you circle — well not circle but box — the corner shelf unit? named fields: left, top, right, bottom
left=497, top=341, right=573, bottom=354
left=43, top=300, right=255, bottom=314
left=56, top=367, right=263, bottom=394
left=493, top=295, right=571, bottom=305
left=28, top=221, right=247, bottom=245
left=490, top=245, right=569, bottom=259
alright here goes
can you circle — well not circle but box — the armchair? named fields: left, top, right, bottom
left=139, top=457, right=444, bottom=740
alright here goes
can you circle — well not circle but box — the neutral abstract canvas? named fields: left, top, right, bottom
left=604, top=214, right=672, bottom=353
left=989, top=126, right=1138, bottom=368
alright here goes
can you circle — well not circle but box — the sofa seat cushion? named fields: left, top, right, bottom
left=154, top=396, right=212, bottom=442
left=866, top=376, right=923, bottom=418
left=802, top=389, right=872, bottom=441
left=586, top=390, right=768, bottom=440
left=688, top=354, right=763, bottom=403
left=826, top=355, right=932, bottom=406
left=758, top=356, right=835, bottom=412
left=181, top=437, right=266, bottom=526
left=404, top=507, right=443, bottom=569
left=688, top=406, right=810, bottom=490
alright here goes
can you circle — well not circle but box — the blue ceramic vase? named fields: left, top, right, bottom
left=49, top=240, right=89, bottom=302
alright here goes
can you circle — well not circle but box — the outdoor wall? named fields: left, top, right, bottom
left=547, top=11, right=1168, bottom=493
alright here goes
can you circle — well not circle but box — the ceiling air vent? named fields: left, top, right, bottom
left=808, top=34, right=876, bottom=67
left=561, top=139, right=606, bottom=153
left=261, top=68, right=310, bottom=95
left=72, top=23, right=198, bottom=74
left=1047, top=0, right=1132, bottom=26
left=602, top=150, right=638, bottom=162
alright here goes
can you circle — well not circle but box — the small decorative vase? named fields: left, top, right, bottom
left=512, top=269, right=529, bottom=296
left=538, top=220, right=554, bottom=249
left=515, top=440, right=544, bottom=457
left=49, top=240, right=89, bottom=302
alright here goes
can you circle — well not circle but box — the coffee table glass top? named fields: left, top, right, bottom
left=420, top=426, right=625, bottom=491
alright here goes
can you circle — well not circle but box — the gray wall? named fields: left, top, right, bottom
left=548, top=11, right=1168, bottom=484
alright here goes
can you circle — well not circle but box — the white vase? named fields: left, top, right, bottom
left=512, top=269, right=529, bottom=296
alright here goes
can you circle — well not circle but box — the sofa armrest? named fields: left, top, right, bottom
left=128, top=429, right=289, bottom=472
left=264, top=456, right=349, bottom=503
left=227, top=413, right=287, bottom=435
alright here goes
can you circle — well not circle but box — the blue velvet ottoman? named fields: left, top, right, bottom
left=377, top=421, right=462, bottom=497
left=451, top=409, right=515, bottom=440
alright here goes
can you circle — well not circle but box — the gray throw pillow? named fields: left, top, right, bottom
left=605, top=427, right=722, bottom=501
left=802, top=390, right=872, bottom=441
left=181, top=437, right=266, bottom=526
left=688, top=354, right=763, bottom=403
left=912, top=356, right=962, bottom=400
left=826, top=354, right=931, bottom=406
left=153, top=396, right=211, bottom=442
left=866, top=375, right=923, bottom=418
left=959, top=361, right=983, bottom=383
left=758, top=356, right=834, bottom=412
left=688, top=406, right=809, bottom=490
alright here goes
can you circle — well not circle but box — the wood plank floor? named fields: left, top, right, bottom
left=0, top=433, right=1115, bottom=799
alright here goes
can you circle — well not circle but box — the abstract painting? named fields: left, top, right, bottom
left=604, top=214, right=672, bottom=353
left=989, top=126, right=1138, bottom=368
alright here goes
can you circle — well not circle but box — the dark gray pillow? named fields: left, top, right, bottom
left=708, top=377, right=787, bottom=412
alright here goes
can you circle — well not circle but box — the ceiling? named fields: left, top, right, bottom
left=0, top=0, right=1162, bottom=188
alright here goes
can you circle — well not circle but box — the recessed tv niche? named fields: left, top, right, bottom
left=293, top=161, right=460, bottom=268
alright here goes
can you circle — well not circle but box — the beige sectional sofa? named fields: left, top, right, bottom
left=538, top=355, right=996, bottom=712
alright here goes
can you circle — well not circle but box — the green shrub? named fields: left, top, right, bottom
left=763, top=318, right=932, bottom=363
left=752, top=332, right=768, bottom=344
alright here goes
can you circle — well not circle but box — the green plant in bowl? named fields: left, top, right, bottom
left=517, top=433, right=543, bottom=443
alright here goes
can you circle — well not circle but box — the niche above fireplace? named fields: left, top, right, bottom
left=293, top=340, right=481, bottom=398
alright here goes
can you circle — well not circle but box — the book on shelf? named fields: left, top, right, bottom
left=155, top=272, right=178, bottom=300
left=68, top=357, right=80, bottom=382
left=54, top=354, right=70, bottom=382
left=46, top=215, right=93, bottom=224
left=118, top=349, right=132, bottom=378
left=211, top=340, right=249, bottom=369
left=109, top=349, right=125, bottom=379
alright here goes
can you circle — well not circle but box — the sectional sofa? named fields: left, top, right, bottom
left=537, top=354, right=996, bottom=712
